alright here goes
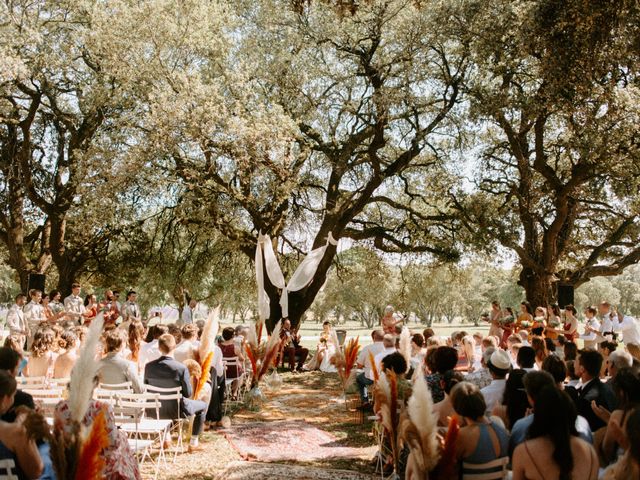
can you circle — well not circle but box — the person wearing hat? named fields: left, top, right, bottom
left=480, top=348, right=511, bottom=414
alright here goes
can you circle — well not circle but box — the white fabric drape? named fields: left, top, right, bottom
left=255, top=234, right=271, bottom=321
left=255, top=233, right=338, bottom=319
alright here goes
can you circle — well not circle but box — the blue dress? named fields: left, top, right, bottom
left=461, top=420, right=510, bottom=477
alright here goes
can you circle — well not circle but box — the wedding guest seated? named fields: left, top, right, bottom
left=174, top=324, right=199, bottom=363
left=220, top=327, right=245, bottom=393
left=355, top=330, right=385, bottom=406
left=99, top=329, right=143, bottom=393
left=480, top=349, right=511, bottom=414
left=280, top=319, right=308, bottom=372
left=24, top=329, right=57, bottom=377
left=600, top=407, right=640, bottom=479
left=409, top=333, right=425, bottom=373
left=597, top=368, right=640, bottom=466
left=606, top=350, right=633, bottom=381
left=492, top=369, right=528, bottom=431
left=373, top=334, right=397, bottom=374
left=516, top=346, right=536, bottom=371
left=0, top=370, right=43, bottom=479
left=450, top=381, right=510, bottom=477
left=144, top=334, right=207, bottom=452
left=126, top=320, right=146, bottom=373
left=432, top=370, right=463, bottom=427
left=466, top=346, right=495, bottom=390
left=3, top=336, right=27, bottom=376
left=56, top=375, right=141, bottom=478
left=564, top=341, right=578, bottom=361
left=0, top=348, right=34, bottom=422
left=566, top=349, right=616, bottom=432
left=509, top=371, right=593, bottom=457
left=53, top=330, right=78, bottom=379
left=511, top=386, right=598, bottom=480
left=140, top=324, right=168, bottom=366
left=426, top=346, right=458, bottom=403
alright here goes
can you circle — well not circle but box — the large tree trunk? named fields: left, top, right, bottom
left=263, top=242, right=337, bottom=333
left=518, top=267, right=557, bottom=307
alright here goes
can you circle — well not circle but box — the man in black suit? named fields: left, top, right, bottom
left=0, top=347, right=34, bottom=422
left=144, top=334, right=208, bottom=452
left=566, top=349, right=616, bottom=431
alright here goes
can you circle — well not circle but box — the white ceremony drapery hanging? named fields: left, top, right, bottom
left=255, top=233, right=338, bottom=320
left=255, top=233, right=271, bottom=321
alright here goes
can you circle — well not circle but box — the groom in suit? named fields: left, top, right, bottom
left=566, top=349, right=616, bottom=431
left=144, top=334, right=208, bottom=452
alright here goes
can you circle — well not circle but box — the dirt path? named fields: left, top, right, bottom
left=141, top=371, right=377, bottom=479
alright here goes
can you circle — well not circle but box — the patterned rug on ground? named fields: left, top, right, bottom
left=222, top=420, right=371, bottom=462
left=214, top=461, right=374, bottom=480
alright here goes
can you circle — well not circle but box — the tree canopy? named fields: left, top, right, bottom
left=1, top=0, right=639, bottom=324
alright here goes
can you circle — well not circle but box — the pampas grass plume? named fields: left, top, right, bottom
left=198, top=305, right=220, bottom=362
left=68, top=312, right=104, bottom=424
left=407, top=372, right=440, bottom=471
left=399, top=326, right=412, bottom=373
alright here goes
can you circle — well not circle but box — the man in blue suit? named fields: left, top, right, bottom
left=144, top=333, right=207, bottom=452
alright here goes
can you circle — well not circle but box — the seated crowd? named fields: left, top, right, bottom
left=0, top=285, right=252, bottom=479
left=362, top=301, right=640, bottom=479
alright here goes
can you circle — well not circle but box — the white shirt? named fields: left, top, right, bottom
left=6, top=304, right=27, bottom=335
left=140, top=339, right=161, bottom=366
left=174, top=339, right=198, bottom=363
left=23, top=301, right=45, bottom=330
left=182, top=306, right=194, bottom=325
left=122, top=301, right=141, bottom=322
left=64, top=294, right=85, bottom=320
left=481, top=378, right=507, bottom=414
left=599, top=312, right=614, bottom=340
left=613, top=315, right=640, bottom=345
left=356, top=341, right=386, bottom=381
left=212, top=345, right=224, bottom=377
left=374, top=347, right=397, bottom=376
left=580, top=318, right=601, bottom=344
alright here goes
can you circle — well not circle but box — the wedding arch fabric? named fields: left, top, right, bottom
left=255, top=233, right=338, bottom=320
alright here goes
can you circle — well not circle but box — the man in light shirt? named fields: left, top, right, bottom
left=612, top=311, right=640, bottom=360
left=120, top=290, right=142, bottom=330
left=580, top=306, right=600, bottom=349
left=181, top=299, right=197, bottom=325
left=23, top=289, right=45, bottom=347
left=174, top=324, right=199, bottom=363
left=64, top=283, right=85, bottom=325
left=480, top=349, right=511, bottom=414
left=373, top=334, right=397, bottom=377
left=597, top=301, right=616, bottom=342
left=6, top=294, right=28, bottom=347
left=355, top=330, right=385, bottom=405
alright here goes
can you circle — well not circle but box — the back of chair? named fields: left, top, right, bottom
left=99, top=381, right=133, bottom=391
left=462, top=456, right=509, bottom=480
left=114, top=393, right=162, bottom=422
left=143, top=384, right=182, bottom=420
left=18, top=376, right=46, bottom=388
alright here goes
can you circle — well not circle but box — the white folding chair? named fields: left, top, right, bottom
left=50, top=378, right=70, bottom=388
left=222, top=357, right=245, bottom=413
left=143, top=385, right=185, bottom=459
left=17, top=376, right=46, bottom=389
left=99, top=381, right=133, bottom=391
left=114, top=392, right=169, bottom=479
left=462, top=456, right=509, bottom=480
left=23, top=388, right=65, bottom=415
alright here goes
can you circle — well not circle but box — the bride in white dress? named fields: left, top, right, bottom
left=305, top=322, right=338, bottom=372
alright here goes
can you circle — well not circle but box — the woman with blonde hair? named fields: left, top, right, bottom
left=25, top=329, right=57, bottom=377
